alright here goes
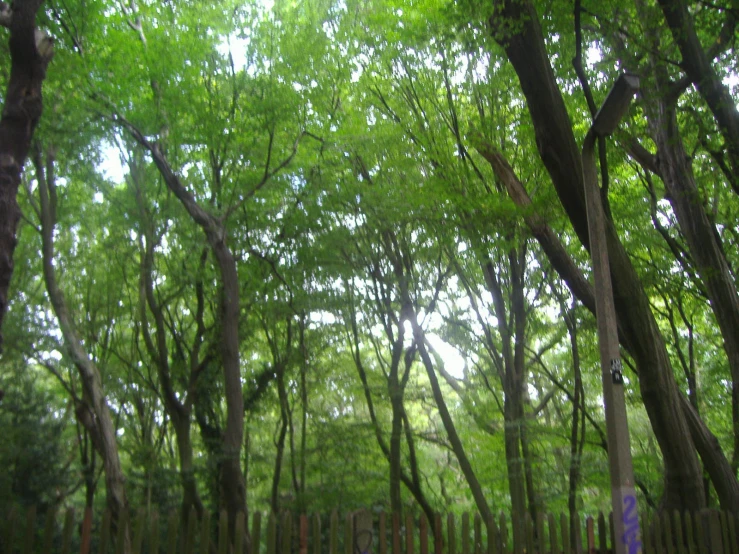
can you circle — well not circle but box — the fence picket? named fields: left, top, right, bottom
left=585, top=516, right=594, bottom=553
left=512, top=515, right=522, bottom=554
left=252, top=511, right=262, bottom=554
left=391, top=513, right=400, bottom=554
left=448, top=513, right=456, bottom=554
left=283, top=512, right=294, bottom=554
left=3, top=507, right=17, bottom=554
left=462, top=513, right=470, bottom=554
left=728, top=512, right=738, bottom=554
left=572, top=512, right=582, bottom=554
left=61, top=507, right=74, bottom=554
left=266, top=512, right=277, bottom=554
left=559, top=513, right=570, bottom=554
left=330, top=510, right=338, bottom=554
left=132, top=508, right=146, bottom=554
left=663, top=510, right=675, bottom=554
left=536, top=512, right=545, bottom=554
left=722, top=511, right=732, bottom=554
left=486, top=515, right=497, bottom=554
left=23, top=505, right=36, bottom=554
left=420, top=513, right=428, bottom=554
left=709, top=510, right=725, bottom=553
left=524, top=514, right=534, bottom=554
left=184, top=508, right=196, bottom=554
left=314, top=513, right=322, bottom=554
left=301, top=514, right=309, bottom=554
left=498, top=513, right=508, bottom=554
left=200, top=510, right=211, bottom=554
left=166, top=510, right=179, bottom=554
left=100, top=509, right=112, bottom=554
left=234, top=511, right=245, bottom=554
left=597, top=512, right=607, bottom=554
left=344, top=513, right=352, bottom=554
left=406, top=514, right=415, bottom=554
left=694, top=511, right=707, bottom=553
left=642, top=512, right=652, bottom=554
left=115, top=508, right=129, bottom=554
left=672, top=510, right=685, bottom=554
left=474, top=514, right=481, bottom=554
left=218, top=510, right=229, bottom=554
left=654, top=512, right=664, bottom=554
left=548, top=513, right=559, bottom=554
left=41, top=504, right=57, bottom=553
left=149, top=511, right=160, bottom=554
left=434, top=513, right=442, bottom=554
left=683, top=511, right=696, bottom=554
left=379, top=512, right=386, bottom=554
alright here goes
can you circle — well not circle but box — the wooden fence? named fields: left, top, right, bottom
left=2, top=505, right=739, bottom=554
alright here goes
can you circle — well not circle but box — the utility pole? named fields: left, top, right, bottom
left=581, top=73, right=642, bottom=554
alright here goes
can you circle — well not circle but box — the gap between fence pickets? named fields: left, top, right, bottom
left=3, top=507, right=739, bottom=553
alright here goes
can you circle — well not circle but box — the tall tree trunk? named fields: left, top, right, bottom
left=564, top=303, right=586, bottom=533
left=272, top=365, right=289, bottom=515
left=488, top=0, right=714, bottom=510
left=0, top=0, right=52, bottom=353
left=120, top=123, right=247, bottom=530
left=388, top=338, right=404, bottom=515
left=646, top=88, right=739, bottom=481
left=173, top=417, right=204, bottom=520
left=409, top=313, right=495, bottom=532
left=34, top=146, right=130, bottom=550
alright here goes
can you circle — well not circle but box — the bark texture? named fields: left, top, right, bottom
left=0, top=0, right=52, bottom=351
left=656, top=0, right=739, bottom=196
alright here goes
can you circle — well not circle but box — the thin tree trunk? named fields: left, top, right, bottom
left=564, top=304, right=585, bottom=530
left=647, top=89, right=739, bottom=481
left=34, top=146, right=130, bottom=551
left=409, top=313, right=495, bottom=531
left=272, top=366, right=289, bottom=515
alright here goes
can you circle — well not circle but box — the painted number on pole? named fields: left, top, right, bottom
left=611, top=359, right=623, bottom=385
left=621, top=494, right=641, bottom=554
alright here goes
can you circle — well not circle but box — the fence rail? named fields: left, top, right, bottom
left=2, top=505, right=739, bottom=554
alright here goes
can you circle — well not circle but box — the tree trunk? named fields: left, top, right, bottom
left=0, top=0, right=52, bottom=351
left=647, top=89, right=739, bottom=486
left=173, top=416, right=204, bottom=520
left=409, top=313, right=495, bottom=531
left=656, top=0, right=739, bottom=196
left=120, top=124, right=247, bottom=530
left=35, top=147, right=130, bottom=550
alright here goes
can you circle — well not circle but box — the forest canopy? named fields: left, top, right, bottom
left=1, top=0, right=739, bottom=538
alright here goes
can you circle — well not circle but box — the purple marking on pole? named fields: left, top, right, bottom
left=621, top=494, right=642, bottom=554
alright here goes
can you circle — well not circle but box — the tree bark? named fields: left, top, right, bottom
left=34, top=146, right=130, bottom=549
left=488, top=0, right=711, bottom=510
left=656, top=0, right=739, bottom=197
left=0, top=0, right=52, bottom=351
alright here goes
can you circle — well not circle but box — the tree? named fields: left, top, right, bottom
left=0, top=0, right=53, bottom=355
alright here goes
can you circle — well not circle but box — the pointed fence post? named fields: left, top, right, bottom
left=448, top=513, right=456, bottom=554
left=462, top=513, right=470, bottom=554
left=548, top=513, right=559, bottom=554
left=166, top=510, right=179, bottom=554
left=406, top=514, right=415, bottom=554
